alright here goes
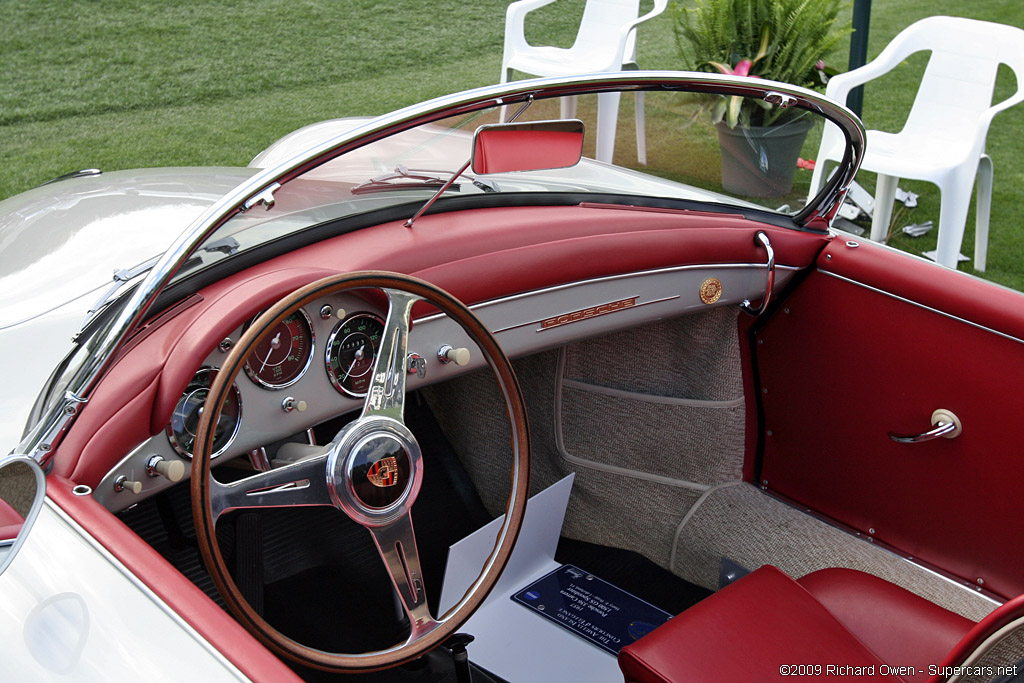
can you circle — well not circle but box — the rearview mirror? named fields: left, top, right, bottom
left=0, top=456, right=45, bottom=574
left=472, top=119, right=584, bottom=174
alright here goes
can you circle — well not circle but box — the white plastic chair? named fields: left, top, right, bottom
left=500, top=0, right=667, bottom=165
left=808, top=16, right=1024, bottom=271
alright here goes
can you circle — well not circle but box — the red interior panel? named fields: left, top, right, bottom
left=758, top=239, right=1024, bottom=599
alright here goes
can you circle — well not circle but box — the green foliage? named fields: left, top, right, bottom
left=673, top=0, right=850, bottom=126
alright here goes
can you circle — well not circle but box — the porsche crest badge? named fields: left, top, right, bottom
left=699, top=277, right=722, bottom=305
left=367, top=456, right=399, bottom=488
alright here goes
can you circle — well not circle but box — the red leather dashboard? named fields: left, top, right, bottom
left=53, top=203, right=827, bottom=485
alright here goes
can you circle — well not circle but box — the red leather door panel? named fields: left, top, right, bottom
left=757, top=238, right=1024, bottom=599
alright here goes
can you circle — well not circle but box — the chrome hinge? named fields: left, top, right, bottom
left=243, top=182, right=282, bottom=211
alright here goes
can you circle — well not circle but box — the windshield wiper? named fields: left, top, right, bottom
left=78, top=255, right=161, bottom=336
left=351, top=165, right=461, bottom=195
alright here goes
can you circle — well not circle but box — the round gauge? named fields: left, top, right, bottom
left=326, top=312, right=385, bottom=397
left=243, top=309, right=315, bottom=389
left=167, top=368, right=242, bottom=459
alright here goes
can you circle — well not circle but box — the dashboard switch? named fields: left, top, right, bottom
left=407, top=353, right=427, bottom=378
left=146, top=456, right=185, bottom=482
left=282, top=397, right=307, bottom=413
left=438, top=345, right=471, bottom=366
left=114, top=476, right=143, bottom=494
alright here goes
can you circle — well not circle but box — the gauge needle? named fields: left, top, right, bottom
left=342, top=344, right=365, bottom=382
left=259, top=332, right=282, bottom=373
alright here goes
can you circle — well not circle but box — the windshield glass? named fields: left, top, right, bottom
left=176, top=87, right=845, bottom=282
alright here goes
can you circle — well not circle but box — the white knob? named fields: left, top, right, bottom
left=116, top=477, right=142, bottom=494
left=438, top=345, right=470, bottom=366
left=148, top=457, right=185, bottom=482
left=282, top=397, right=307, bottom=413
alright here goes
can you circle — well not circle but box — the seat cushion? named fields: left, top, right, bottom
left=618, top=565, right=896, bottom=682
left=798, top=568, right=973, bottom=682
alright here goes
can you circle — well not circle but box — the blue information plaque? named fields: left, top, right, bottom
left=511, top=564, right=672, bottom=655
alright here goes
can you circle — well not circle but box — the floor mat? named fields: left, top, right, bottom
left=555, top=536, right=712, bottom=616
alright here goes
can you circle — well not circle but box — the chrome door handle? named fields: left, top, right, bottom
left=888, top=409, right=962, bottom=443
left=741, top=231, right=774, bottom=316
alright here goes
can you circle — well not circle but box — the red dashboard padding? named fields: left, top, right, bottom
left=798, top=569, right=973, bottom=683
left=47, top=477, right=303, bottom=683
left=617, top=566, right=897, bottom=682
left=52, top=203, right=829, bottom=486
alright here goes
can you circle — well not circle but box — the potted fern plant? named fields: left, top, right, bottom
left=673, top=0, right=849, bottom=197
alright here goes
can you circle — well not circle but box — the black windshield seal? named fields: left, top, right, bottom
left=146, top=190, right=800, bottom=324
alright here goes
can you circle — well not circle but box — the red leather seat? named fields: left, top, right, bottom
left=618, top=565, right=976, bottom=683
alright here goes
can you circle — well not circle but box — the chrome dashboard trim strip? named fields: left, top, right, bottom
left=820, top=270, right=1024, bottom=347
left=417, top=262, right=802, bottom=328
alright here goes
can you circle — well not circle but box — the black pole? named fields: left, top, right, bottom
left=847, top=0, right=872, bottom=117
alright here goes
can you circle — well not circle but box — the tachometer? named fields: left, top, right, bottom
left=243, top=309, right=315, bottom=389
left=325, top=312, right=385, bottom=397
left=167, top=368, right=242, bottom=459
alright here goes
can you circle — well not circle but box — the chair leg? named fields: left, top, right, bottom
left=974, top=154, right=993, bottom=272
left=870, top=174, right=899, bottom=243
left=933, top=181, right=974, bottom=270
left=561, top=95, right=578, bottom=121
left=595, top=91, right=622, bottom=164
left=499, top=68, right=514, bottom=123
left=635, top=90, right=646, bottom=166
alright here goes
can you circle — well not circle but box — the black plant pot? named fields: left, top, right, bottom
left=715, top=119, right=813, bottom=198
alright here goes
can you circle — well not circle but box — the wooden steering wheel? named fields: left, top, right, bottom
left=191, top=271, right=531, bottom=672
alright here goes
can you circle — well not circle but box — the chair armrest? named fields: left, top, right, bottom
left=825, top=60, right=899, bottom=106
left=824, top=23, right=933, bottom=105
left=614, top=0, right=669, bottom=62
left=504, top=0, right=560, bottom=57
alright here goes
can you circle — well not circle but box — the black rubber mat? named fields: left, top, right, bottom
left=555, top=537, right=712, bottom=616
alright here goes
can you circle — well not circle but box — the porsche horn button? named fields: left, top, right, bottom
left=367, top=456, right=400, bottom=487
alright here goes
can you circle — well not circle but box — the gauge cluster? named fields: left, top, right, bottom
left=95, top=291, right=479, bottom=511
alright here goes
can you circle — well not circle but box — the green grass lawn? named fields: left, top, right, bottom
left=2, top=1, right=1023, bottom=288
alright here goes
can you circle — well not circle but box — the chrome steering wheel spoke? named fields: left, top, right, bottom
left=367, top=512, right=438, bottom=638
left=360, top=288, right=422, bottom=422
left=208, top=449, right=332, bottom=520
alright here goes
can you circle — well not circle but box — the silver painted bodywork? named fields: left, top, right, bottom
left=0, top=168, right=256, bottom=451
left=5, top=499, right=250, bottom=681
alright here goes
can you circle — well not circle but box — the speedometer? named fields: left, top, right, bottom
left=167, top=368, right=242, bottom=459
left=243, top=309, right=315, bottom=389
left=325, top=312, right=385, bottom=397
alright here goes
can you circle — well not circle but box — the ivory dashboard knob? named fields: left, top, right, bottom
left=438, top=345, right=470, bottom=366
left=115, top=476, right=143, bottom=494
left=147, top=456, right=185, bottom=482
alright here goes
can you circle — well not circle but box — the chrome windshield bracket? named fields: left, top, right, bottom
left=741, top=231, right=775, bottom=316
left=243, top=182, right=281, bottom=211
left=765, top=91, right=798, bottom=109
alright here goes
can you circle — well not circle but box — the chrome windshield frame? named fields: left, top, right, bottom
left=16, top=71, right=864, bottom=464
